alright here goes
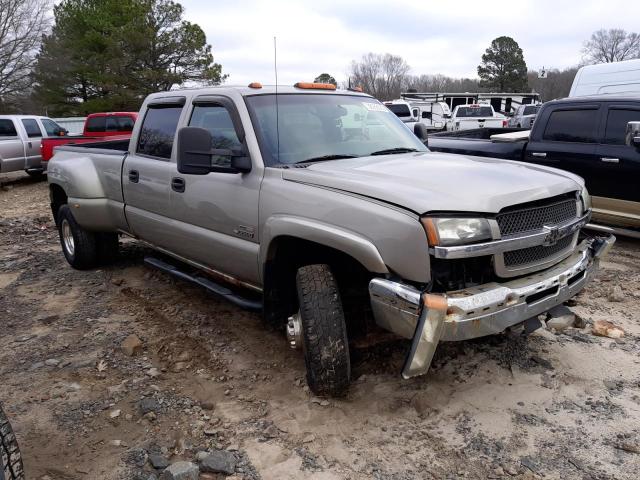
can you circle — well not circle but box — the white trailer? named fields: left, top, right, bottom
left=401, top=92, right=540, bottom=115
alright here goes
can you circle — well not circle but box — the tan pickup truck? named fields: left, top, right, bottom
left=47, top=84, right=614, bottom=396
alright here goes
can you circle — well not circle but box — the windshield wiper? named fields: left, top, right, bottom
left=369, top=147, right=419, bottom=156
left=295, top=154, right=359, bottom=164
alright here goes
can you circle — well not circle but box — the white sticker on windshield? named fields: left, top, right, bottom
left=363, top=102, right=389, bottom=112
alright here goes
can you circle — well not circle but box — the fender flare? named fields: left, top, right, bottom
left=260, top=215, right=389, bottom=275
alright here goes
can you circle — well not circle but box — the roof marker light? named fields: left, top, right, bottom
left=248, top=82, right=263, bottom=89
left=294, top=82, right=337, bottom=90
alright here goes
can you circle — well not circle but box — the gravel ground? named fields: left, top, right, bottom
left=1, top=172, right=639, bottom=480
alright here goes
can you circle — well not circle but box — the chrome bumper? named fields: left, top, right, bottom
left=369, top=235, right=615, bottom=379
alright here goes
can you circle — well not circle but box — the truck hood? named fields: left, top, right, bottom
left=281, top=152, right=584, bottom=214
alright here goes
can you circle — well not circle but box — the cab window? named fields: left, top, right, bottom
left=137, top=105, right=183, bottom=159
left=21, top=119, right=43, bottom=138
left=189, top=105, right=242, bottom=167
left=543, top=108, right=599, bottom=143
left=604, top=108, right=640, bottom=145
left=85, top=116, right=106, bottom=133
left=106, top=116, right=135, bottom=132
left=0, top=119, right=18, bottom=138
left=41, top=119, right=63, bottom=136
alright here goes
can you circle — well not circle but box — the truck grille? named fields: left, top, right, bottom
left=504, top=234, right=574, bottom=267
left=497, top=197, right=577, bottom=236
left=495, top=193, right=579, bottom=277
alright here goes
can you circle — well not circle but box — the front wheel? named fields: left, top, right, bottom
left=295, top=264, right=351, bottom=397
left=1, top=404, right=24, bottom=480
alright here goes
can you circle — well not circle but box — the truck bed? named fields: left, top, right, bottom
left=41, top=135, right=131, bottom=161
left=53, top=138, right=130, bottom=154
left=428, top=127, right=527, bottom=160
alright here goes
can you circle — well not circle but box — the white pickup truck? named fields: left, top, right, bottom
left=0, top=115, right=67, bottom=176
left=446, top=104, right=506, bottom=132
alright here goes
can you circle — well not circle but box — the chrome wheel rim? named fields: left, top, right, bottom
left=61, top=219, right=75, bottom=256
left=286, top=312, right=303, bottom=350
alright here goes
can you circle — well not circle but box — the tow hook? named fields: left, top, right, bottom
left=287, top=312, right=303, bottom=350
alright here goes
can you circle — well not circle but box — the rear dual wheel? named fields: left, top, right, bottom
left=57, top=205, right=119, bottom=269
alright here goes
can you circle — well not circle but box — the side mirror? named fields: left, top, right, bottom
left=54, top=127, right=67, bottom=136
left=177, top=126, right=251, bottom=175
left=625, top=121, right=640, bottom=148
left=413, top=123, right=428, bottom=145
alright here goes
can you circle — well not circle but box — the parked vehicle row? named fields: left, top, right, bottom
left=47, top=82, right=613, bottom=396
left=0, top=115, right=66, bottom=176
left=429, top=95, right=640, bottom=233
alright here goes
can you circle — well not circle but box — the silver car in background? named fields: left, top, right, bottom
left=508, top=104, right=542, bottom=128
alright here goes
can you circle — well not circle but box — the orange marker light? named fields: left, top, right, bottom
left=351, top=86, right=363, bottom=92
left=248, top=82, right=262, bottom=89
left=421, top=217, right=440, bottom=246
left=294, top=82, right=337, bottom=90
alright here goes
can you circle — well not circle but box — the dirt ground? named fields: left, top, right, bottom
left=1, top=172, right=639, bottom=480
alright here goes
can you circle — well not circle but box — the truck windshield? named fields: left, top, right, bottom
left=245, top=94, right=427, bottom=166
left=456, top=106, right=493, bottom=117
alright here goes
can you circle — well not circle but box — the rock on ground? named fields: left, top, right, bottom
left=592, top=319, right=625, bottom=338
left=199, top=451, right=237, bottom=475
left=121, top=334, right=143, bottom=356
left=158, top=461, right=199, bottom=480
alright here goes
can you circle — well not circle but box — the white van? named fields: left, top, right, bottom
left=569, top=59, right=640, bottom=97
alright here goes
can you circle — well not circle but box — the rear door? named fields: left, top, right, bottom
left=0, top=119, right=25, bottom=172
left=593, top=104, right=640, bottom=224
left=20, top=118, right=44, bottom=168
left=122, top=96, right=186, bottom=248
left=525, top=104, right=602, bottom=186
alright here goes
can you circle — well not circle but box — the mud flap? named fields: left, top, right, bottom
left=401, top=294, right=447, bottom=379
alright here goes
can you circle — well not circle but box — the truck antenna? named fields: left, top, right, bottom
left=274, top=36, right=280, bottom=163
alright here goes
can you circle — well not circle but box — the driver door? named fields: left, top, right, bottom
left=165, top=96, right=262, bottom=285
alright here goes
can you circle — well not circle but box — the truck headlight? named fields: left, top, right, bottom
left=421, top=217, right=492, bottom=246
left=580, top=187, right=591, bottom=213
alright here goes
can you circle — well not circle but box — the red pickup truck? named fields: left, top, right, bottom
left=41, top=112, right=137, bottom=162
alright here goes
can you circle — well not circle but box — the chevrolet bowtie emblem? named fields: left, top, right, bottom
left=542, top=225, right=562, bottom=246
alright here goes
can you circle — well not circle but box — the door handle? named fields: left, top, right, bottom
left=171, top=177, right=186, bottom=193
left=531, top=152, right=547, bottom=158
left=128, top=170, right=139, bottom=183
left=600, top=157, right=619, bottom=163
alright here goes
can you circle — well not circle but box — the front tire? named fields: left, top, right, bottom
left=296, top=264, right=351, bottom=397
left=1, top=404, right=24, bottom=480
left=57, top=204, right=98, bottom=269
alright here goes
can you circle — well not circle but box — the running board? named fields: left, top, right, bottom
left=144, top=256, right=263, bottom=311
left=585, top=223, right=640, bottom=240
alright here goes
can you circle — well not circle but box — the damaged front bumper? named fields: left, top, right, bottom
left=368, top=235, right=615, bottom=379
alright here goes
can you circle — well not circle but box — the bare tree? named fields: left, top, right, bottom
left=582, top=29, right=640, bottom=64
left=527, top=67, right=578, bottom=101
left=0, top=0, right=51, bottom=106
left=349, top=53, right=410, bottom=100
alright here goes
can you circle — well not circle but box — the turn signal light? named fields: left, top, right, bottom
left=248, top=82, right=262, bottom=89
left=423, top=293, right=448, bottom=311
left=294, top=82, right=336, bottom=90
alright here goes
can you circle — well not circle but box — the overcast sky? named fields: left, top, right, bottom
left=182, top=0, right=638, bottom=86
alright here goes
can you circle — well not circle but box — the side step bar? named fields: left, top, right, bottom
left=144, top=256, right=263, bottom=311
left=586, top=223, right=640, bottom=240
